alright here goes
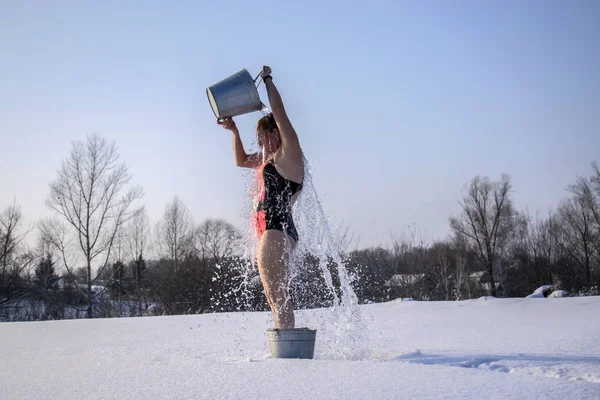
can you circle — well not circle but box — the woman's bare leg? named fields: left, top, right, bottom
left=257, top=229, right=295, bottom=329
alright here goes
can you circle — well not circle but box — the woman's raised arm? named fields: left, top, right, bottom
left=218, top=117, right=261, bottom=168
left=262, top=66, right=301, bottom=152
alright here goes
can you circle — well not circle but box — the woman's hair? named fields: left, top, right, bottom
left=256, top=112, right=277, bottom=133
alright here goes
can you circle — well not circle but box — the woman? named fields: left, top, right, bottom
left=217, top=66, right=304, bottom=330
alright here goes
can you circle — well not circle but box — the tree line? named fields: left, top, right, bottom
left=1, top=133, right=599, bottom=321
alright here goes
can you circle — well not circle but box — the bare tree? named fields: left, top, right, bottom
left=1, top=202, right=30, bottom=273
left=539, top=211, right=563, bottom=275
left=388, top=224, right=430, bottom=299
left=126, top=207, right=149, bottom=295
left=557, top=196, right=596, bottom=285
left=155, top=196, right=196, bottom=273
left=568, top=162, right=600, bottom=256
left=335, top=222, right=360, bottom=255
left=449, top=174, right=515, bottom=297
left=126, top=206, right=149, bottom=263
left=454, top=251, right=467, bottom=300
left=0, top=201, right=35, bottom=307
left=591, top=161, right=600, bottom=225
left=112, top=231, right=127, bottom=264
left=39, top=133, right=143, bottom=318
left=196, top=218, right=242, bottom=264
left=390, top=223, right=429, bottom=272
left=433, top=242, right=452, bottom=300
left=516, top=209, right=563, bottom=286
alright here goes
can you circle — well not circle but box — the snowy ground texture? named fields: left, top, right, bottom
left=2, top=296, right=600, bottom=400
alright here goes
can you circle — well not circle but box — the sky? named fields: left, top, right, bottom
left=1, top=0, right=599, bottom=250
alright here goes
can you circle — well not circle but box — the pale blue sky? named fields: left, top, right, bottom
left=1, top=0, right=599, bottom=248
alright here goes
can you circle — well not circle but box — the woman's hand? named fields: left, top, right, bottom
left=261, top=65, right=272, bottom=80
left=217, top=117, right=238, bottom=133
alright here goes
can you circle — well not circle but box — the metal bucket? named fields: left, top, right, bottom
left=267, top=328, right=317, bottom=359
left=206, top=68, right=263, bottom=120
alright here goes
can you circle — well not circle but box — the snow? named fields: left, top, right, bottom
left=526, top=285, right=554, bottom=298
left=526, top=292, right=545, bottom=298
left=1, top=297, right=599, bottom=399
left=383, top=273, right=426, bottom=286
left=549, top=290, right=569, bottom=298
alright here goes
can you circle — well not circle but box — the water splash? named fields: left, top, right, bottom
left=232, top=154, right=369, bottom=360
left=256, top=104, right=272, bottom=164
left=259, top=103, right=271, bottom=116
left=289, top=155, right=369, bottom=360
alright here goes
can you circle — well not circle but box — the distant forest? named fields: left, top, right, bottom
left=2, top=133, right=599, bottom=321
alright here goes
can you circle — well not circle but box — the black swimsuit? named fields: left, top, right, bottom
left=255, top=160, right=303, bottom=242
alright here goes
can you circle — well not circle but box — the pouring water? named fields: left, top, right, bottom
left=232, top=153, right=370, bottom=360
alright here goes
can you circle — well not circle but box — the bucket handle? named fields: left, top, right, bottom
left=253, top=70, right=270, bottom=111
left=254, top=70, right=267, bottom=89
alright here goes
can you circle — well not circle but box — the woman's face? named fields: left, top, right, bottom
left=257, top=127, right=280, bottom=153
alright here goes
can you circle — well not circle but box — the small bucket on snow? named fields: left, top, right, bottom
left=267, top=328, right=317, bottom=359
